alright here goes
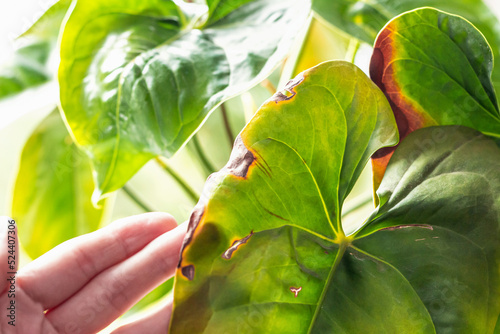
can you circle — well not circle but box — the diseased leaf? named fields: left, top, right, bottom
left=11, top=110, right=111, bottom=259
left=170, top=60, right=399, bottom=332
left=58, top=0, right=311, bottom=203
left=170, top=62, right=500, bottom=332
left=369, top=8, right=500, bottom=188
left=0, top=0, right=70, bottom=99
left=312, top=0, right=500, bottom=97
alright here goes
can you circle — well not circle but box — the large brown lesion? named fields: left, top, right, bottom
left=370, top=28, right=412, bottom=186
left=224, top=136, right=256, bottom=178
left=178, top=205, right=205, bottom=280
left=177, top=135, right=257, bottom=279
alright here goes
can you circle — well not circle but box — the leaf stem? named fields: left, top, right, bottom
left=220, top=103, right=235, bottom=148
left=307, top=242, right=348, bottom=333
left=155, top=157, right=200, bottom=203
left=260, top=79, right=276, bottom=95
left=190, top=135, right=217, bottom=175
left=345, top=38, right=361, bottom=63
left=122, top=185, right=154, bottom=212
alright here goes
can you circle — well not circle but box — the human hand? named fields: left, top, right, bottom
left=0, top=213, right=187, bottom=334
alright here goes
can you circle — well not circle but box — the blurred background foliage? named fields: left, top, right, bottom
left=0, top=0, right=499, bottom=331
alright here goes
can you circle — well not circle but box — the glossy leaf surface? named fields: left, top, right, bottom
left=370, top=8, right=500, bottom=188
left=356, top=126, right=500, bottom=331
left=170, top=60, right=400, bottom=332
left=0, top=0, right=70, bottom=99
left=312, top=0, right=500, bottom=96
left=170, top=61, right=500, bottom=332
left=11, top=110, right=110, bottom=259
left=58, top=0, right=310, bottom=202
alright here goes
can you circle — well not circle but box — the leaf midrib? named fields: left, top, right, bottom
left=265, top=137, right=339, bottom=238
left=306, top=241, right=348, bottom=334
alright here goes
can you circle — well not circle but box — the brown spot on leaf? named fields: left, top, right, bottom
left=226, top=136, right=255, bottom=178
left=290, top=286, right=302, bottom=298
left=270, top=74, right=304, bottom=103
left=222, top=231, right=254, bottom=260
left=181, top=265, right=195, bottom=280
left=177, top=136, right=256, bottom=270
left=178, top=205, right=205, bottom=268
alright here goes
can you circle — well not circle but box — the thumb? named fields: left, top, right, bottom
left=0, top=217, right=18, bottom=294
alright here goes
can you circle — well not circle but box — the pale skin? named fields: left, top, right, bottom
left=0, top=213, right=187, bottom=334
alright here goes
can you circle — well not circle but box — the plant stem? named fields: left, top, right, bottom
left=155, top=157, right=200, bottom=203
left=191, top=135, right=217, bottom=175
left=345, top=38, right=361, bottom=63
left=261, top=79, right=277, bottom=95
left=220, top=103, right=235, bottom=148
left=241, top=92, right=257, bottom=123
left=122, top=185, right=155, bottom=212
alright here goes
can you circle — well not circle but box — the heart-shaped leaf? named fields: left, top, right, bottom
left=170, top=60, right=399, bottom=332
left=11, top=110, right=111, bottom=259
left=311, top=0, right=500, bottom=96
left=58, top=0, right=311, bottom=203
left=0, top=0, right=70, bottom=99
left=369, top=8, right=500, bottom=188
left=355, top=125, right=500, bottom=331
left=170, top=61, right=500, bottom=332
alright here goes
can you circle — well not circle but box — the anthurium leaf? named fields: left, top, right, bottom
left=171, top=104, right=500, bottom=332
left=0, top=0, right=70, bottom=99
left=58, top=0, right=311, bottom=203
left=169, top=60, right=398, bottom=332
left=11, top=110, right=111, bottom=259
left=355, top=126, right=500, bottom=331
left=369, top=7, right=500, bottom=189
left=312, top=0, right=500, bottom=95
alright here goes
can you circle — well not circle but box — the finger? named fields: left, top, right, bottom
left=0, top=216, right=18, bottom=294
left=46, top=222, right=187, bottom=334
left=18, top=212, right=177, bottom=309
left=110, top=295, right=174, bottom=334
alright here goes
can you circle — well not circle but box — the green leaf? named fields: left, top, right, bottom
left=356, top=126, right=500, bottom=331
left=311, top=0, right=500, bottom=96
left=58, top=0, right=311, bottom=203
left=169, top=60, right=399, bottom=332
left=369, top=8, right=500, bottom=188
left=11, top=110, right=111, bottom=259
left=205, top=0, right=253, bottom=26
left=170, top=62, right=500, bottom=331
left=0, top=0, right=70, bottom=99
